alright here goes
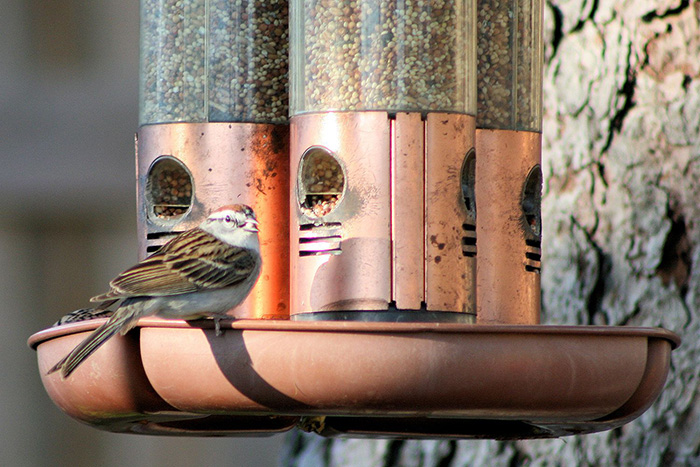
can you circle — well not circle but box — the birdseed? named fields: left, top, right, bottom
left=299, top=150, right=344, bottom=217
left=140, top=0, right=288, bottom=125
left=148, top=159, right=193, bottom=218
left=291, top=0, right=473, bottom=114
left=476, top=0, right=542, bottom=131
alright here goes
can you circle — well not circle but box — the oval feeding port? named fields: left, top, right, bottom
left=522, top=165, right=542, bottom=273
left=146, top=156, right=193, bottom=221
left=298, top=147, right=345, bottom=218
left=522, top=165, right=542, bottom=239
left=461, top=149, right=477, bottom=257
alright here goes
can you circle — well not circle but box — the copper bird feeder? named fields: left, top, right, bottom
left=29, top=0, right=681, bottom=442
left=288, top=0, right=477, bottom=321
left=135, top=0, right=290, bottom=320
left=475, top=0, right=544, bottom=324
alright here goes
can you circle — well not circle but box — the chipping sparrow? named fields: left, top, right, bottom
left=48, top=204, right=261, bottom=378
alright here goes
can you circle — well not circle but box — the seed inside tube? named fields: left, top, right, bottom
left=140, top=0, right=289, bottom=125
left=300, top=150, right=344, bottom=218
left=149, top=159, right=193, bottom=218
left=292, top=0, right=472, bottom=115
left=476, top=0, right=542, bottom=131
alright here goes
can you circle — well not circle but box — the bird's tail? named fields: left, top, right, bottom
left=47, top=300, right=142, bottom=378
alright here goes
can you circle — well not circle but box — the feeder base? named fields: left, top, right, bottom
left=29, top=319, right=679, bottom=439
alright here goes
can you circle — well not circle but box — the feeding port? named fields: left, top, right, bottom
left=461, top=149, right=477, bottom=258
left=522, top=165, right=542, bottom=273
left=290, top=113, right=477, bottom=320
left=146, top=156, right=193, bottom=221
left=298, top=147, right=345, bottom=219
left=136, top=123, right=291, bottom=320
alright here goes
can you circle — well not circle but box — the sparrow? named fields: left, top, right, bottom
left=48, top=204, right=261, bottom=378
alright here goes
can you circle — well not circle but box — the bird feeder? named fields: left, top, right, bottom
left=29, top=0, right=681, bottom=442
left=289, top=0, right=477, bottom=321
left=136, top=0, right=290, bottom=319
left=475, top=0, right=543, bottom=324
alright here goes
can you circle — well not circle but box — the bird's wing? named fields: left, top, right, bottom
left=52, top=307, right=114, bottom=327
left=90, top=228, right=259, bottom=301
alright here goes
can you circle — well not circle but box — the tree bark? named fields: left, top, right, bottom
left=281, top=0, right=700, bottom=465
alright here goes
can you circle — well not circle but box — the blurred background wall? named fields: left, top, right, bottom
left=0, top=1, right=284, bottom=465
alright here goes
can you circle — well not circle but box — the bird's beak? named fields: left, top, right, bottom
left=244, top=219, right=259, bottom=233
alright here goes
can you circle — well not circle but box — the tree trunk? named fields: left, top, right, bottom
left=281, top=1, right=700, bottom=465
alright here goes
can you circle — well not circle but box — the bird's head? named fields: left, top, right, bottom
left=201, top=204, right=260, bottom=249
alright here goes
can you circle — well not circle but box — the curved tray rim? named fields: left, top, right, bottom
left=28, top=318, right=681, bottom=349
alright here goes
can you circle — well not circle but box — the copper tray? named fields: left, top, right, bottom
left=29, top=319, right=679, bottom=438
left=29, top=321, right=297, bottom=436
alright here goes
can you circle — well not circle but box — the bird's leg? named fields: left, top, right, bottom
left=210, top=313, right=233, bottom=336
left=213, top=314, right=229, bottom=336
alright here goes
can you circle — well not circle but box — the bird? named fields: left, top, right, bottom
left=52, top=307, right=112, bottom=327
left=48, top=204, right=261, bottom=378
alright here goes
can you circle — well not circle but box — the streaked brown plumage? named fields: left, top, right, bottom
left=52, top=308, right=112, bottom=327
left=48, top=204, right=261, bottom=378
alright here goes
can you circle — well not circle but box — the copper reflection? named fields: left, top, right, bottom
left=136, top=123, right=290, bottom=320
left=425, top=113, right=476, bottom=313
left=391, top=113, right=424, bottom=309
left=291, top=112, right=475, bottom=318
left=476, top=128, right=541, bottom=324
left=290, top=112, right=392, bottom=313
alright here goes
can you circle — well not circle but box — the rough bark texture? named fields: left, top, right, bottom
left=281, top=0, right=700, bottom=465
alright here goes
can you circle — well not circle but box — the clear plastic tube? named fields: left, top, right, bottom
left=476, top=0, right=543, bottom=131
left=139, top=0, right=288, bottom=125
left=290, top=0, right=476, bottom=115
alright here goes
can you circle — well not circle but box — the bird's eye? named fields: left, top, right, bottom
left=225, top=215, right=232, bottom=223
